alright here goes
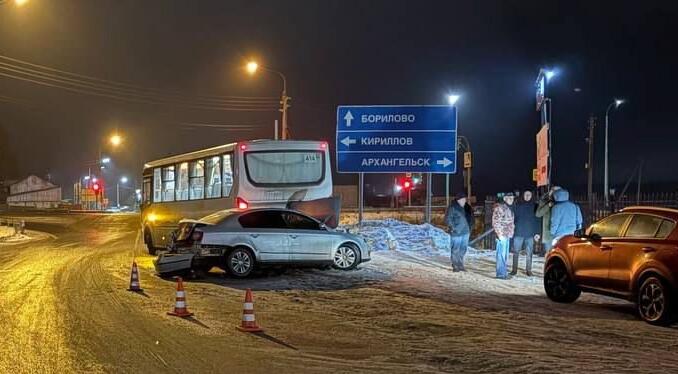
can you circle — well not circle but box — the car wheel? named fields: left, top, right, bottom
left=332, top=244, right=360, bottom=271
left=144, top=230, right=157, bottom=256
left=227, top=247, right=255, bottom=278
left=544, top=261, right=581, bottom=303
left=637, top=276, right=674, bottom=325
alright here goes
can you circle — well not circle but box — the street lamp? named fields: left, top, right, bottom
left=109, top=134, right=122, bottom=147
left=245, top=60, right=290, bottom=140
left=447, top=94, right=460, bottom=106
left=0, top=0, right=29, bottom=6
left=117, top=176, right=128, bottom=208
left=604, top=98, right=625, bottom=206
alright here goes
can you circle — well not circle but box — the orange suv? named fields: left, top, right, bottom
left=544, top=206, right=678, bottom=325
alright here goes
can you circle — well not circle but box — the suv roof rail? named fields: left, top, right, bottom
left=621, top=206, right=678, bottom=214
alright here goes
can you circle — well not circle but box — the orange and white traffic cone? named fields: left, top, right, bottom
left=127, top=261, right=143, bottom=292
left=167, top=277, right=194, bottom=318
left=236, top=288, right=263, bottom=333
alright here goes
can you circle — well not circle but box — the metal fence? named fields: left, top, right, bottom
left=471, top=192, right=678, bottom=251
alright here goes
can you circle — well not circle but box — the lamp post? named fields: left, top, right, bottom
left=246, top=61, right=291, bottom=139
left=604, top=98, right=625, bottom=206
left=446, top=94, right=461, bottom=207
left=117, top=176, right=128, bottom=208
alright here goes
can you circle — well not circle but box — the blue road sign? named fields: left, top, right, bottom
left=336, top=105, right=457, bottom=173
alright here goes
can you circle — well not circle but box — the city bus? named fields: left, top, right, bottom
left=140, top=139, right=333, bottom=254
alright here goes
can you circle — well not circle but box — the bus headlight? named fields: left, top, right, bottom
left=147, top=213, right=159, bottom=223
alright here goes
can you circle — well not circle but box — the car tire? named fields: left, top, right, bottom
left=226, top=247, right=255, bottom=278
left=144, top=229, right=157, bottom=256
left=544, top=261, right=581, bottom=303
left=332, top=244, right=360, bottom=271
left=637, top=276, right=675, bottom=326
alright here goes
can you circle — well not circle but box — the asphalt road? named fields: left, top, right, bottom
left=2, top=213, right=678, bottom=373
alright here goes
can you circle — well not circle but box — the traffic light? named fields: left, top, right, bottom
left=403, top=178, right=412, bottom=191
left=92, top=182, right=101, bottom=194
left=395, top=177, right=413, bottom=193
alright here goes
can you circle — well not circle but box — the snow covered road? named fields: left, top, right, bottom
left=1, top=213, right=677, bottom=373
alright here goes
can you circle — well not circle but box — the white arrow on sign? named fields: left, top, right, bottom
left=340, top=136, right=357, bottom=147
left=344, top=111, right=354, bottom=127
left=436, top=157, right=453, bottom=168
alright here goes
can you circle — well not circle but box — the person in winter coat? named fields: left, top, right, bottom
left=445, top=193, right=471, bottom=272
left=536, top=186, right=560, bottom=253
left=550, top=188, right=583, bottom=243
left=492, top=193, right=515, bottom=279
left=511, top=190, right=541, bottom=276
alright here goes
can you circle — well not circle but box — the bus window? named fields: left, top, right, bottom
left=206, top=156, right=221, bottom=198
left=176, top=162, right=189, bottom=201
left=162, top=166, right=175, bottom=202
left=245, top=151, right=324, bottom=186
left=153, top=168, right=162, bottom=202
left=223, top=154, right=233, bottom=197
left=143, top=177, right=151, bottom=204
left=189, top=160, right=205, bottom=200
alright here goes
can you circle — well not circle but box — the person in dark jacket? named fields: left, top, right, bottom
left=445, top=193, right=470, bottom=272
left=511, top=190, right=541, bottom=276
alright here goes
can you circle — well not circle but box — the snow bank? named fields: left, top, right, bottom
left=345, top=218, right=452, bottom=255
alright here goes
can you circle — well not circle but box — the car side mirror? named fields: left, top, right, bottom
left=588, top=233, right=602, bottom=242
left=319, top=223, right=328, bottom=231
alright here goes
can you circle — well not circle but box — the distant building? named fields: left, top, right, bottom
left=6, top=175, right=62, bottom=209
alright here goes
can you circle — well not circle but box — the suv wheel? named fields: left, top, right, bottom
left=638, top=276, right=674, bottom=325
left=227, top=247, right=255, bottom=278
left=544, top=261, right=581, bottom=303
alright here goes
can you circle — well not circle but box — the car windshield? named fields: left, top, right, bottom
left=198, top=209, right=236, bottom=225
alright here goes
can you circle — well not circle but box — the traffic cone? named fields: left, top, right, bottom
left=167, top=277, right=194, bottom=317
left=127, top=261, right=143, bottom=292
left=236, top=288, right=263, bottom=333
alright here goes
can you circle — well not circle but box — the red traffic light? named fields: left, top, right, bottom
left=403, top=179, right=412, bottom=190
left=92, top=183, right=101, bottom=193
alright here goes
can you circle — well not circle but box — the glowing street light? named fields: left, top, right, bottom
left=101, top=157, right=111, bottom=164
left=447, top=94, right=461, bottom=106
left=544, top=70, right=556, bottom=81
left=109, top=134, right=122, bottom=147
left=246, top=61, right=259, bottom=75
left=120, top=176, right=128, bottom=184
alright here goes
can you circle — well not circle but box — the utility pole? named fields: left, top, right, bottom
left=586, top=116, right=596, bottom=205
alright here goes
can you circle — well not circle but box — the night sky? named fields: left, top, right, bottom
left=1, top=0, right=677, bottom=200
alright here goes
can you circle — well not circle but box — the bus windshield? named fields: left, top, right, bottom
left=244, top=151, right=324, bottom=186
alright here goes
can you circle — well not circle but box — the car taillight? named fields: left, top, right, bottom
left=236, top=197, right=249, bottom=210
left=191, top=230, right=203, bottom=242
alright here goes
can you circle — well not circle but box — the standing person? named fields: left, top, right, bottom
left=550, top=188, right=583, bottom=244
left=536, top=186, right=560, bottom=253
left=492, top=193, right=515, bottom=279
left=445, top=193, right=471, bottom=272
left=511, top=190, right=541, bottom=276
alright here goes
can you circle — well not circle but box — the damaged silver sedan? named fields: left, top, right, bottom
left=154, top=208, right=370, bottom=278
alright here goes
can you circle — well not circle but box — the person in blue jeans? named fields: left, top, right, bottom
left=492, top=193, right=515, bottom=279
left=444, top=193, right=471, bottom=272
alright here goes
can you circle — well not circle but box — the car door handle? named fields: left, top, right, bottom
left=289, top=234, right=298, bottom=239
left=642, top=247, right=657, bottom=253
left=600, top=245, right=613, bottom=251
left=249, top=234, right=259, bottom=238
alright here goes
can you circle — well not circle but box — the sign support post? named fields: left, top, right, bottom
left=358, top=173, right=364, bottom=226
left=425, top=172, right=432, bottom=224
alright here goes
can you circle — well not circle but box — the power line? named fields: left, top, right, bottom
left=0, top=55, right=281, bottom=112
left=0, top=55, right=278, bottom=101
